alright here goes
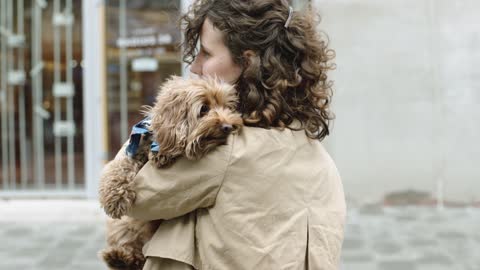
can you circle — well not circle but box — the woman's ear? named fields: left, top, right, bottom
left=242, top=50, right=257, bottom=68
left=242, top=50, right=261, bottom=79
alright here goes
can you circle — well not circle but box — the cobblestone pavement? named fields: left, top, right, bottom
left=0, top=200, right=479, bottom=270
left=341, top=205, right=480, bottom=270
left=0, top=200, right=107, bottom=270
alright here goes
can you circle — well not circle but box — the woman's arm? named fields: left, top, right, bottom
left=126, top=136, right=234, bottom=221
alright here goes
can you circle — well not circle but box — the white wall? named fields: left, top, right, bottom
left=315, top=0, right=480, bottom=202
left=83, top=0, right=106, bottom=199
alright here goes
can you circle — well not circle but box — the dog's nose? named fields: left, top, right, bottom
left=221, top=124, right=233, bottom=134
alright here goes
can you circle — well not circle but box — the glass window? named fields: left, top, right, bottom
left=105, top=0, right=182, bottom=159
left=0, top=0, right=84, bottom=190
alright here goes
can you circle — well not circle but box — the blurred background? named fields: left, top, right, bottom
left=0, top=0, right=478, bottom=269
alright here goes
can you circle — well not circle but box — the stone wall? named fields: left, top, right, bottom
left=314, top=0, right=480, bottom=203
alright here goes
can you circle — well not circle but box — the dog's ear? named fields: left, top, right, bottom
left=150, top=86, right=190, bottom=158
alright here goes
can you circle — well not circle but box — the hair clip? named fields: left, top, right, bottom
left=284, top=6, right=293, bottom=28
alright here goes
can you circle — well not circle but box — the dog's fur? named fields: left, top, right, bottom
left=98, top=76, right=243, bottom=270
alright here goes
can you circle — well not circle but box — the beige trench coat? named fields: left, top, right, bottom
left=127, top=126, right=346, bottom=270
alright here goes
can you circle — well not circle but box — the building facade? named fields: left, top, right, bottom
left=0, top=0, right=310, bottom=198
left=3, top=0, right=477, bottom=203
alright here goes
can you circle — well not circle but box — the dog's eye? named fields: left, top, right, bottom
left=200, top=104, right=210, bottom=116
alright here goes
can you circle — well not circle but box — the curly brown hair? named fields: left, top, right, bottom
left=181, top=0, right=335, bottom=140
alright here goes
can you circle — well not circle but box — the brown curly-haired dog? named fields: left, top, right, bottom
left=98, top=76, right=243, bottom=270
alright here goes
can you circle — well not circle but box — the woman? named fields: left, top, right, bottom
left=126, top=0, right=346, bottom=269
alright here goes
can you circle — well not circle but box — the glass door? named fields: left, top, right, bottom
left=104, top=0, right=183, bottom=159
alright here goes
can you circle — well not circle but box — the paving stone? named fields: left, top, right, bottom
left=377, top=260, right=417, bottom=270
left=0, top=243, right=18, bottom=252
left=0, top=261, right=34, bottom=270
left=371, top=230, right=393, bottom=241
left=340, top=261, right=377, bottom=270
left=342, top=238, right=366, bottom=251
left=56, top=224, right=82, bottom=234
left=372, top=241, right=403, bottom=255
left=474, top=234, right=480, bottom=243
left=95, top=239, right=106, bottom=248
left=31, top=234, right=59, bottom=244
left=415, top=265, right=454, bottom=270
left=437, top=231, right=467, bottom=240
left=443, top=240, right=472, bottom=258
left=344, top=223, right=363, bottom=234
left=70, top=225, right=97, bottom=236
left=425, top=214, right=447, bottom=223
left=470, top=261, right=480, bottom=270
left=55, top=238, right=86, bottom=251
left=95, top=232, right=107, bottom=243
left=395, top=214, right=417, bottom=222
left=70, top=261, right=106, bottom=270
left=74, top=246, right=103, bottom=262
left=416, top=251, right=452, bottom=265
left=408, top=237, right=438, bottom=247
left=38, top=252, right=76, bottom=269
left=4, top=226, right=33, bottom=237
left=407, top=223, right=434, bottom=234
left=15, top=245, right=52, bottom=259
left=359, top=204, right=384, bottom=216
left=0, top=222, right=20, bottom=229
left=341, top=253, right=374, bottom=263
left=463, top=265, right=478, bottom=270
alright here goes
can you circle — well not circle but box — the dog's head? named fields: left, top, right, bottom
left=149, top=76, right=243, bottom=160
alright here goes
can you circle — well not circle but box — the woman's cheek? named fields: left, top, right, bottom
left=203, top=60, right=220, bottom=77
left=201, top=60, right=211, bottom=76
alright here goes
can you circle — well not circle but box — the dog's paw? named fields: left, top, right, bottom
left=102, top=184, right=136, bottom=219
left=131, top=134, right=151, bottom=163
left=101, top=247, right=145, bottom=270
left=149, top=152, right=176, bottom=168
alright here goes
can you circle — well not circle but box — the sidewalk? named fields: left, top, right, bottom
left=0, top=200, right=107, bottom=270
left=341, top=205, right=480, bottom=270
left=1, top=200, right=479, bottom=270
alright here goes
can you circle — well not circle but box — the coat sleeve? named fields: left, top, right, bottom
left=308, top=159, right=347, bottom=270
left=126, top=136, right=234, bottom=221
